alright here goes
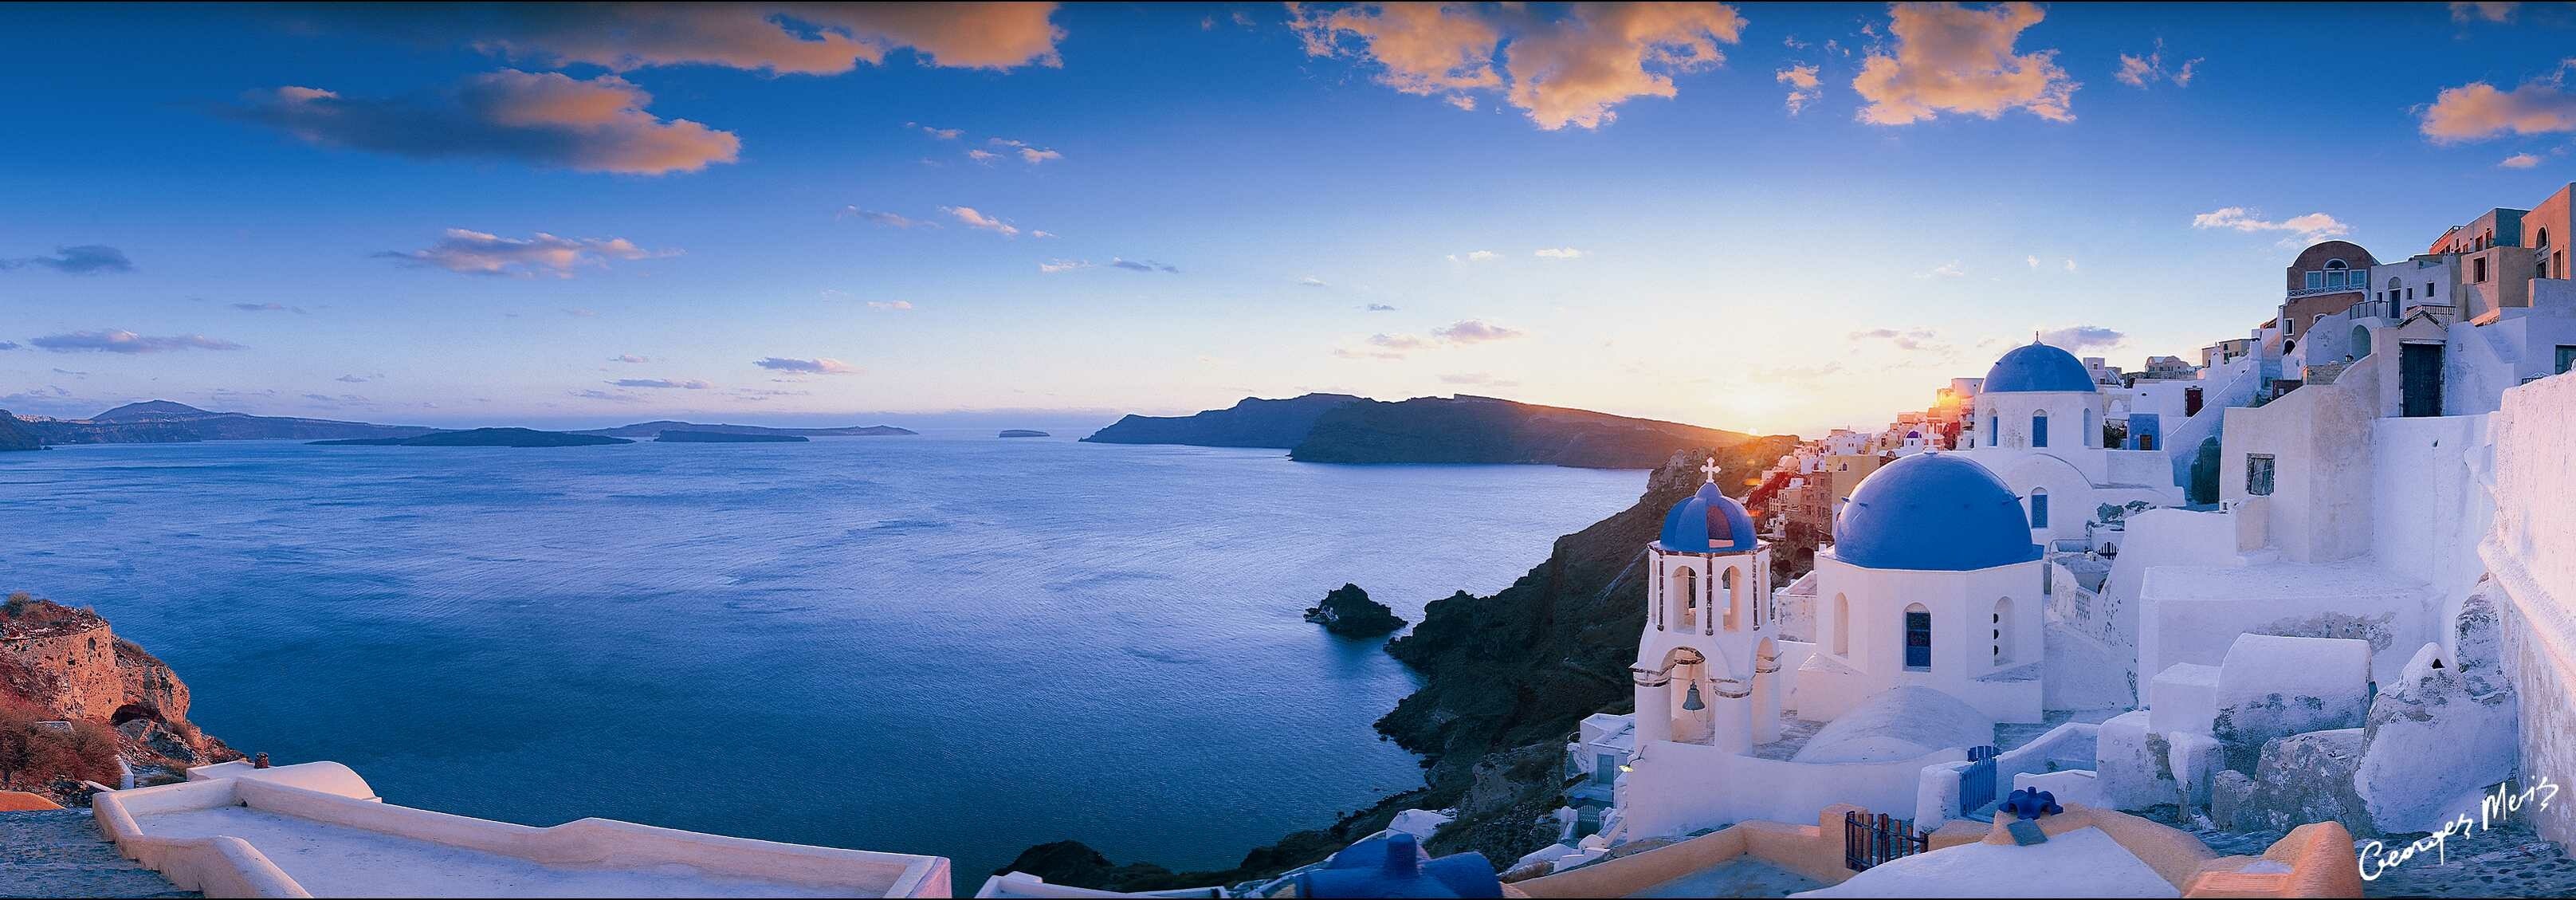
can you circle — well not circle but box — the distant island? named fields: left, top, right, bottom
left=655, top=430, right=807, bottom=443
left=312, top=428, right=632, bottom=448
left=20, top=400, right=437, bottom=444
left=1084, top=393, right=1776, bottom=469
left=575, top=420, right=916, bottom=438
left=1303, top=584, right=1404, bottom=637
left=998, top=430, right=1050, bottom=438
left=3, top=402, right=919, bottom=447
left=1082, top=393, right=1363, bottom=448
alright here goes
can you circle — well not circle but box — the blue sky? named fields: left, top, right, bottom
left=4, top=2, right=2574, bottom=436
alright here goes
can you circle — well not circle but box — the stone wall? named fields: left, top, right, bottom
left=1, top=623, right=124, bottom=720
left=2484, top=371, right=2576, bottom=850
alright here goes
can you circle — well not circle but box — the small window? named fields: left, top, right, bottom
left=2247, top=454, right=2276, bottom=497
left=2427, top=281, right=2437, bottom=296
left=2029, top=489, right=2050, bottom=529
left=2305, top=271, right=2325, bottom=290
left=2558, top=346, right=2576, bottom=375
left=2031, top=411, right=2048, bottom=448
left=1903, top=606, right=1931, bottom=671
left=2476, top=257, right=2488, bottom=283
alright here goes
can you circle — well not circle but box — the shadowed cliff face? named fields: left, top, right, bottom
left=1290, top=397, right=1761, bottom=469
left=1, top=595, right=241, bottom=802
left=0, top=412, right=39, bottom=451
left=992, top=438, right=1799, bottom=888
left=1376, top=439, right=1797, bottom=864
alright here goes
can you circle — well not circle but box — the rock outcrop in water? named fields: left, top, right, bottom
left=0, top=593, right=240, bottom=803
left=0, top=411, right=40, bottom=451
left=1304, top=584, right=1404, bottom=637
left=312, top=427, right=631, bottom=447
left=999, top=430, right=1050, bottom=438
left=1083, top=394, right=1364, bottom=448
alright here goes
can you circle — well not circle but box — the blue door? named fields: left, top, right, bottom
left=1904, top=611, right=1932, bottom=670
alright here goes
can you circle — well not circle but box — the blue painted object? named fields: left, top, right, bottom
left=2000, top=788, right=2062, bottom=820
left=1292, top=833, right=1502, bottom=898
left=2126, top=413, right=2162, bottom=450
left=1832, top=454, right=2042, bottom=572
left=1659, top=482, right=1757, bottom=553
left=1982, top=341, right=2098, bottom=393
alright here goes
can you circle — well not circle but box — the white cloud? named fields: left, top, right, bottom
left=1917, top=261, right=1965, bottom=278
left=29, top=330, right=243, bottom=354
left=2037, top=324, right=2124, bottom=352
left=611, top=354, right=650, bottom=363
left=2450, top=2, right=2521, bottom=23
left=2191, top=207, right=2351, bottom=244
left=1039, top=259, right=1092, bottom=273
left=2502, top=152, right=2544, bottom=168
left=2421, top=61, right=2576, bottom=141
left=908, top=122, right=963, bottom=140
left=609, top=378, right=709, bottom=389
left=866, top=300, right=914, bottom=310
left=1298, top=276, right=1329, bottom=287
left=1533, top=246, right=1584, bottom=258
left=1447, top=250, right=1498, bottom=263
left=753, top=356, right=857, bottom=375
left=1432, top=319, right=1524, bottom=343
left=942, top=206, right=1023, bottom=237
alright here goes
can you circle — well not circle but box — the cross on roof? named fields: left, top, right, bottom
left=1701, top=456, right=1721, bottom=483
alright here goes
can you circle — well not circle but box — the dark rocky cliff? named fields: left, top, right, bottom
left=996, top=436, right=1800, bottom=890
left=30, top=401, right=434, bottom=443
left=1082, top=394, right=1364, bottom=448
left=1290, top=395, right=1762, bottom=469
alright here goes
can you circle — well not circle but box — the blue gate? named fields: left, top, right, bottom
left=1959, top=745, right=1999, bottom=818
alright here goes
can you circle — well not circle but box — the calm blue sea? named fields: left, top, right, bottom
left=0, top=434, right=1641, bottom=879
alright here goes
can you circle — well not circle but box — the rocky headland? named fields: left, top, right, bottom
left=1303, top=584, right=1405, bottom=637
left=0, top=411, right=41, bottom=452
left=1082, top=394, right=1364, bottom=448
left=0, top=593, right=240, bottom=804
left=1085, top=393, right=1777, bottom=470
left=999, top=438, right=1797, bottom=890
left=999, top=430, right=1050, bottom=438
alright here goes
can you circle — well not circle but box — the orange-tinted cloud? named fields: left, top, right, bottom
left=232, top=70, right=740, bottom=175
left=2420, top=62, right=2576, bottom=142
left=1852, top=2, right=2077, bottom=126
left=378, top=228, right=673, bottom=277
left=314, top=2, right=1064, bottom=75
left=1290, top=2, right=1743, bottom=130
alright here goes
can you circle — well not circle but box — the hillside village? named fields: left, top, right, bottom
left=7, top=185, right=2575, bottom=899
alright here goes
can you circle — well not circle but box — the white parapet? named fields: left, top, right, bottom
left=94, top=763, right=952, bottom=898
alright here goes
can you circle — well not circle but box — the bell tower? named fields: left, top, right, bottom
left=1632, top=458, right=1780, bottom=753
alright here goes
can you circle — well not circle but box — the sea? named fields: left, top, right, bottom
left=0, top=433, right=1643, bottom=880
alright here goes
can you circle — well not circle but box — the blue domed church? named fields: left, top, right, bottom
left=1629, top=462, right=1781, bottom=754
left=1960, top=340, right=2187, bottom=547
left=1796, top=452, right=2048, bottom=724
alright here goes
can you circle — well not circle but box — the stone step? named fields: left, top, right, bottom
left=0, top=808, right=197, bottom=898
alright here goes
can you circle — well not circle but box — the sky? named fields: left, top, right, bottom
left=5, top=1, right=2576, bottom=437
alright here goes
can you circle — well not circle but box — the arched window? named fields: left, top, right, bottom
left=1903, top=603, right=1932, bottom=670
left=2029, top=489, right=2050, bottom=529
left=1720, top=568, right=1739, bottom=631
left=2540, top=227, right=2552, bottom=250
left=2031, top=411, right=2049, bottom=448
left=2082, top=407, right=2095, bottom=448
left=1992, top=597, right=2014, bottom=665
left=1988, top=415, right=1998, bottom=446
left=1832, top=594, right=1851, bottom=656
left=1677, top=568, right=1698, bottom=630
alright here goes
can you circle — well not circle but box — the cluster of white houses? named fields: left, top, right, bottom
left=46, top=184, right=2576, bottom=899
left=1542, top=183, right=2576, bottom=883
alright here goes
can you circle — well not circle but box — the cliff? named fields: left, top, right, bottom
left=999, top=438, right=1799, bottom=889
left=0, top=594, right=240, bottom=802
left=312, top=428, right=631, bottom=447
left=1082, top=394, right=1364, bottom=448
left=579, top=420, right=916, bottom=438
left=0, top=411, right=40, bottom=451
left=29, top=401, right=434, bottom=444
left=1290, top=395, right=1764, bottom=469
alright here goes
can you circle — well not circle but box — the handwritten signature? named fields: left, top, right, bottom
left=2358, top=776, right=2559, bottom=881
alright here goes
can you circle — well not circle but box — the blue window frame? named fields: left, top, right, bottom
left=2030, top=412, right=2048, bottom=448
left=2030, top=491, right=2049, bottom=529
left=1903, top=609, right=1932, bottom=670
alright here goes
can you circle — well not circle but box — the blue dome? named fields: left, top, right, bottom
left=1981, top=340, right=2097, bottom=393
left=1659, top=482, right=1757, bottom=554
left=1832, top=453, right=2040, bottom=572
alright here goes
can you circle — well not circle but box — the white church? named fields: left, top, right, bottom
left=1570, top=340, right=2163, bottom=846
